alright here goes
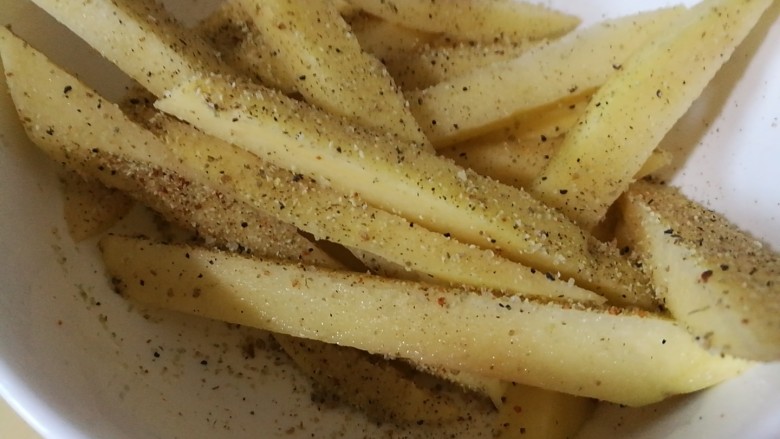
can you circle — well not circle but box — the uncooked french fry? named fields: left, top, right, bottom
left=236, top=0, right=430, bottom=147
left=621, top=181, right=780, bottom=361
left=493, top=383, right=595, bottom=439
left=408, top=6, right=686, bottom=147
left=531, top=0, right=773, bottom=229
left=347, top=13, right=436, bottom=64
left=196, top=0, right=296, bottom=94
left=344, top=0, right=580, bottom=43
left=29, top=0, right=229, bottom=97
left=100, top=234, right=750, bottom=407
left=442, top=136, right=671, bottom=190
left=460, top=91, right=593, bottom=148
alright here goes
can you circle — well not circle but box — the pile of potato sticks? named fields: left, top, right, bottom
left=1, top=0, right=778, bottom=436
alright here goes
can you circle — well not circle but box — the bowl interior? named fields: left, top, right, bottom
left=1, top=1, right=779, bottom=438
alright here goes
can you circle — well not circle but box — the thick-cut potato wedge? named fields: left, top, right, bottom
left=532, top=0, right=773, bottom=230
left=443, top=136, right=671, bottom=190
left=0, top=28, right=603, bottom=305
left=408, top=7, right=686, bottom=147
left=620, top=181, right=780, bottom=361
left=157, top=75, right=652, bottom=306
left=344, top=0, right=580, bottom=43
left=29, top=0, right=229, bottom=97
left=235, top=0, right=430, bottom=148
left=100, top=235, right=750, bottom=407
left=493, top=383, right=595, bottom=439
left=273, top=334, right=485, bottom=424
left=61, top=172, right=134, bottom=242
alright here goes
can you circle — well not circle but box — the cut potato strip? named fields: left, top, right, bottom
left=0, top=28, right=604, bottom=305
left=532, top=0, right=773, bottom=229
left=443, top=136, right=671, bottom=190
left=456, top=91, right=592, bottom=149
left=196, top=0, right=296, bottom=94
left=61, top=172, right=134, bottom=242
left=157, top=75, right=651, bottom=306
left=101, top=235, right=750, bottom=407
left=344, top=0, right=580, bottom=43
left=620, top=181, right=780, bottom=361
left=344, top=245, right=509, bottom=405
left=493, top=383, right=595, bottom=439
left=28, top=0, right=229, bottom=97
left=347, top=13, right=436, bottom=64
left=236, top=0, right=430, bottom=147
left=408, top=6, right=686, bottom=147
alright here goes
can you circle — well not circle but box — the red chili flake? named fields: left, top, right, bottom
left=700, top=270, right=713, bottom=283
left=437, top=297, right=447, bottom=307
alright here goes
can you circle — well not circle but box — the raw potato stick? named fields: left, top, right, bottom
left=343, top=0, right=580, bottom=43
left=196, top=0, right=297, bottom=94
left=29, top=0, right=230, bottom=97
left=532, top=0, right=774, bottom=230
left=100, top=235, right=750, bottom=407
left=156, top=75, right=652, bottom=307
left=0, top=28, right=604, bottom=305
left=384, top=40, right=540, bottom=91
left=443, top=135, right=671, bottom=190
left=493, top=383, right=595, bottom=439
left=452, top=91, right=593, bottom=151
left=347, top=13, right=435, bottom=67
left=408, top=6, right=686, bottom=147
left=237, top=0, right=431, bottom=148
left=621, top=181, right=780, bottom=361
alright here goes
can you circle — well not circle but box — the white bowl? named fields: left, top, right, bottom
left=1, top=0, right=779, bottom=438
